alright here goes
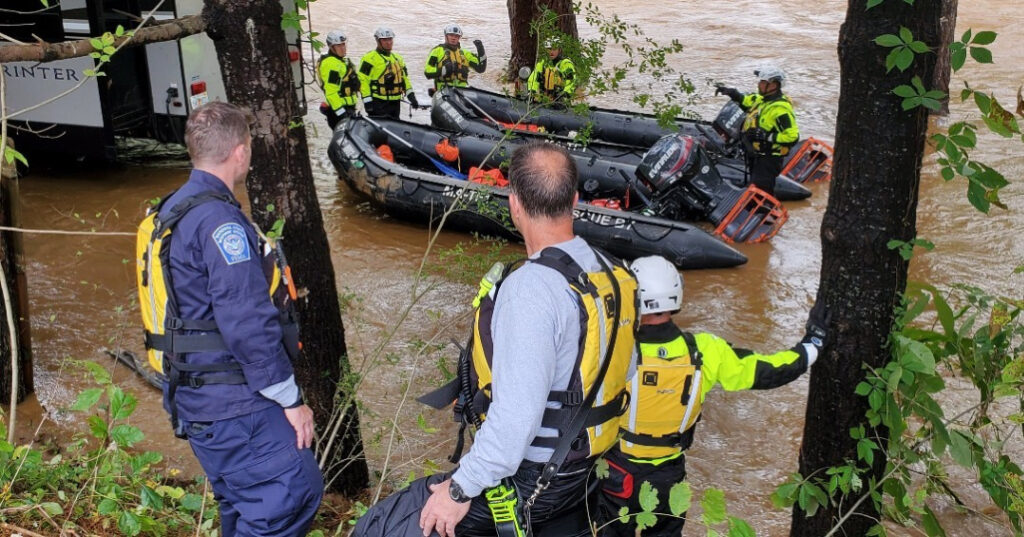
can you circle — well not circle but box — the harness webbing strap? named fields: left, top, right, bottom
left=620, top=427, right=696, bottom=450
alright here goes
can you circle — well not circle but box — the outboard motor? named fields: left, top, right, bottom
left=713, top=100, right=746, bottom=144
left=636, top=134, right=789, bottom=243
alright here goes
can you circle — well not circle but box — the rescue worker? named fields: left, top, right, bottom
left=359, top=26, right=418, bottom=119
left=599, top=255, right=827, bottom=537
left=424, top=23, right=486, bottom=91
left=527, top=41, right=576, bottom=103
left=715, top=64, right=799, bottom=195
left=144, top=102, right=323, bottom=537
left=317, top=29, right=360, bottom=130
left=352, top=142, right=637, bottom=537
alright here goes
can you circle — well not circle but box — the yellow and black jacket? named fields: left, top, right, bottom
left=618, top=321, right=810, bottom=461
left=420, top=247, right=638, bottom=463
left=527, top=55, right=576, bottom=100
left=358, top=49, right=412, bottom=101
left=317, top=52, right=360, bottom=110
left=424, top=44, right=484, bottom=90
left=740, top=91, right=799, bottom=157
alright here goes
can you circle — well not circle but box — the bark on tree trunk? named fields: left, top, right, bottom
left=790, top=1, right=943, bottom=535
left=932, top=0, right=959, bottom=116
left=202, top=0, right=368, bottom=495
left=0, top=139, right=33, bottom=407
left=507, top=0, right=578, bottom=82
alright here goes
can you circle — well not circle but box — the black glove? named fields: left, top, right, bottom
left=473, top=39, right=485, bottom=56
left=407, top=92, right=419, bottom=109
left=748, top=128, right=771, bottom=144
left=440, top=60, right=453, bottom=78
left=715, top=85, right=741, bottom=100
left=802, top=303, right=830, bottom=350
left=318, top=101, right=331, bottom=117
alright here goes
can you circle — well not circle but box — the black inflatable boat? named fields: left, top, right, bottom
left=431, top=86, right=835, bottom=186
left=327, top=115, right=753, bottom=270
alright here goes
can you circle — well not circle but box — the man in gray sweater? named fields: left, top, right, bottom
left=353, top=142, right=635, bottom=537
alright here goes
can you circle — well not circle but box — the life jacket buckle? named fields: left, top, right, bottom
left=563, top=391, right=583, bottom=406
left=166, top=317, right=184, bottom=330
left=184, top=375, right=205, bottom=389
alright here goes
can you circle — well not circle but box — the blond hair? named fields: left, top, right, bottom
left=184, top=102, right=252, bottom=165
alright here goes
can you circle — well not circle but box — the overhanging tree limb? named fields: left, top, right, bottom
left=0, top=14, right=204, bottom=64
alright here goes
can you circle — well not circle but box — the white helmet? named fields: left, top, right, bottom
left=443, top=23, right=463, bottom=37
left=374, top=27, right=395, bottom=40
left=326, top=30, right=346, bottom=46
left=754, top=64, right=786, bottom=85
left=630, top=256, right=683, bottom=315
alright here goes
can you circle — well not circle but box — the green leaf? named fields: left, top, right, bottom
left=951, top=47, right=967, bottom=71
left=617, top=505, right=630, bottom=523
left=87, top=415, right=108, bottom=439
left=3, top=146, right=29, bottom=167
left=940, top=167, right=954, bottom=181
left=874, top=34, right=902, bottom=47
left=634, top=511, right=658, bottom=531
left=921, top=505, right=947, bottom=536
left=966, top=181, right=990, bottom=213
left=969, top=46, right=993, bottom=64
left=898, top=26, right=913, bottom=43
left=974, top=91, right=992, bottom=114
left=110, top=424, right=145, bottom=447
left=893, top=85, right=917, bottom=98
left=415, top=413, right=437, bottom=434
left=39, top=502, right=63, bottom=515
left=908, top=41, right=929, bottom=54
left=858, top=438, right=877, bottom=465
left=668, top=481, right=692, bottom=516
left=140, top=485, right=164, bottom=510
left=108, top=386, right=137, bottom=421
left=119, top=510, right=142, bottom=536
left=70, top=388, right=103, bottom=411
left=594, top=457, right=610, bottom=479
left=180, top=493, right=204, bottom=512
left=81, top=360, right=111, bottom=385
left=895, top=48, right=914, bottom=71
left=89, top=38, right=104, bottom=50
left=866, top=0, right=883, bottom=9
left=728, top=516, right=755, bottom=537
left=971, top=31, right=997, bottom=45
left=910, top=76, right=926, bottom=93
left=855, top=382, right=872, bottom=396
left=701, top=488, right=727, bottom=525
left=97, top=498, right=118, bottom=515
left=638, top=480, right=659, bottom=512
left=948, top=430, right=975, bottom=466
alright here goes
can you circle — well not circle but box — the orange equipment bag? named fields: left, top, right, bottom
left=435, top=138, right=460, bottom=162
left=467, top=167, right=508, bottom=187
left=377, top=144, right=394, bottom=162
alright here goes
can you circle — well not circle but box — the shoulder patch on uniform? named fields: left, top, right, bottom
left=211, top=222, right=251, bottom=265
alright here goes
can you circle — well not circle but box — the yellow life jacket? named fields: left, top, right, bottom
left=136, top=192, right=300, bottom=376
left=432, top=44, right=471, bottom=89
left=462, top=247, right=637, bottom=462
left=618, top=330, right=703, bottom=459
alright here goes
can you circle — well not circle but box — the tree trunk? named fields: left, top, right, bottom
left=507, top=0, right=578, bottom=82
left=932, top=0, right=958, bottom=115
left=0, top=139, right=33, bottom=408
left=791, top=1, right=943, bottom=535
left=202, top=0, right=368, bottom=495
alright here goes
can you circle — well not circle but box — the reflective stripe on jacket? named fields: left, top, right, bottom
left=358, top=49, right=412, bottom=101
left=740, top=92, right=799, bottom=156
left=618, top=321, right=810, bottom=459
left=317, top=53, right=360, bottom=109
left=527, top=56, right=576, bottom=99
left=424, top=44, right=483, bottom=90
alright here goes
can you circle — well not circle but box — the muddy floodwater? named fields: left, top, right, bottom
left=7, top=0, right=1023, bottom=535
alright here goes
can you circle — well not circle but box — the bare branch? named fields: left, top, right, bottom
left=0, top=14, right=204, bottom=64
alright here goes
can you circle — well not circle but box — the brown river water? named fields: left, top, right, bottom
left=7, top=0, right=1023, bottom=535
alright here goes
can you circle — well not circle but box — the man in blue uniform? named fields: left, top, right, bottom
left=157, top=102, right=323, bottom=536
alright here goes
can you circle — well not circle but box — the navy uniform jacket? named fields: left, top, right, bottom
left=159, top=169, right=295, bottom=422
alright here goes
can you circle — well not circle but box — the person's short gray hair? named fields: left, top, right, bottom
left=508, top=142, right=578, bottom=219
left=184, top=102, right=252, bottom=165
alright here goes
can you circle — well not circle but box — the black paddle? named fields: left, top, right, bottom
left=360, top=114, right=467, bottom=180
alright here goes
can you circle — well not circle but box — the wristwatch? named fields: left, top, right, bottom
left=448, top=480, right=472, bottom=503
